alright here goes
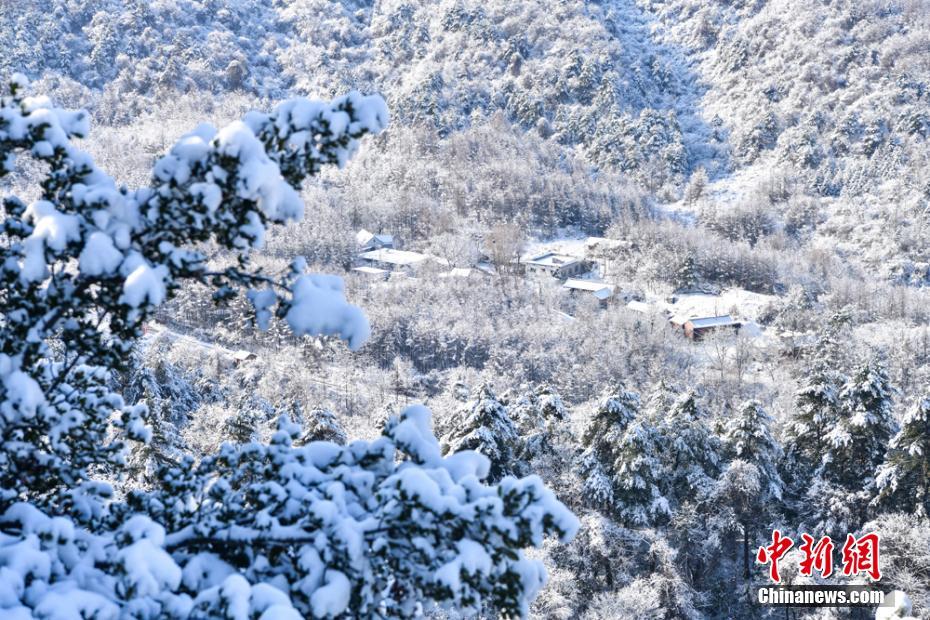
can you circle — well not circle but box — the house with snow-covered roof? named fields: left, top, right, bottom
left=669, top=314, right=741, bottom=340
left=231, top=350, right=257, bottom=364
left=522, top=252, right=591, bottom=279
left=351, top=265, right=391, bottom=280
left=562, top=279, right=615, bottom=304
left=357, top=248, right=436, bottom=275
left=626, top=300, right=655, bottom=314
left=440, top=267, right=492, bottom=281
left=356, top=229, right=395, bottom=252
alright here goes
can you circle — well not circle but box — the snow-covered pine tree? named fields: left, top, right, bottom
left=579, top=386, right=640, bottom=511
left=0, top=76, right=577, bottom=618
left=510, top=383, right=568, bottom=437
left=874, top=397, right=930, bottom=518
left=441, top=383, right=520, bottom=481
left=651, top=391, right=725, bottom=589
left=717, top=400, right=784, bottom=595
left=724, top=399, right=783, bottom=501
left=801, top=357, right=896, bottom=538
left=707, top=460, right=764, bottom=608
left=225, top=405, right=262, bottom=444
left=125, top=407, right=579, bottom=619
left=581, top=386, right=640, bottom=451
left=120, top=353, right=198, bottom=484
left=674, top=253, right=700, bottom=292
left=298, top=406, right=348, bottom=445
left=657, top=390, right=722, bottom=507
left=827, top=357, right=897, bottom=489
left=799, top=476, right=860, bottom=541
left=224, top=375, right=278, bottom=444
left=610, top=415, right=670, bottom=527
left=0, top=72, right=381, bottom=521
left=785, top=358, right=842, bottom=474
left=578, top=387, right=672, bottom=527
left=510, top=384, right=571, bottom=481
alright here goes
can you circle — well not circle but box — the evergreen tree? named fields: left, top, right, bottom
left=579, top=387, right=653, bottom=519
left=799, top=476, right=861, bottom=540
left=717, top=400, right=785, bottom=601
left=826, top=357, right=897, bottom=488
left=642, top=380, right=676, bottom=422
left=132, top=401, right=181, bottom=482
left=724, top=399, right=783, bottom=500
left=785, top=359, right=842, bottom=474
left=657, top=391, right=722, bottom=506
left=441, top=383, right=520, bottom=481
left=674, top=254, right=700, bottom=292
left=225, top=385, right=275, bottom=444
left=298, top=406, right=347, bottom=445
left=874, top=397, right=930, bottom=518
left=783, top=318, right=852, bottom=527
left=225, top=407, right=260, bottom=444
left=801, top=358, right=896, bottom=537
left=511, top=384, right=571, bottom=479
left=581, top=386, right=640, bottom=455
left=511, top=383, right=568, bottom=437
left=707, top=460, right=765, bottom=607
left=609, top=415, right=670, bottom=526
left=654, top=391, right=725, bottom=590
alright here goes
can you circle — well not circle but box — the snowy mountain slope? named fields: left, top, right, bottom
left=8, top=0, right=927, bottom=201
left=0, top=1, right=290, bottom=108
left=646, top=0, right=930, bottom=180
left=358, top=0, right=725, bottom=182
left=277, top=0, right=930, bottom=215
left=4, top=0, right=727, bottom=188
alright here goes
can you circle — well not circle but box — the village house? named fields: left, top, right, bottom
left=562, top=279, right=615, bottom=305
left=358, top=248, right=432, bottom=274
left=231, top=350, right=257, bottom=364
left=669, top=314, right=741, bottom=340
left=522, top=252, right=591, bottom=279
left=440, top=267, right=492, bottom=281
left=351, top=265, right=391, bottom=280
left=356, top=229, right=396, bottom=253
left=626, top=300, right=655, bottom=314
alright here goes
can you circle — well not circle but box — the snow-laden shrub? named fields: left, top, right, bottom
left=1, top=407, right=577, bottom=618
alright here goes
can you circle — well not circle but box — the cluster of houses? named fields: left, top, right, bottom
left=352, top=230, right=431, bottom=280
left=627, top=302, right=742, bottom=340
left=350, top=229, right=741, bottom=340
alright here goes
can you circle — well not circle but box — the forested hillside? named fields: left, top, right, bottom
left=2, top=0, right=930, bottom=618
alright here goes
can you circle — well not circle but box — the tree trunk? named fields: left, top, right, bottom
left=743, top=521, right=755, bottom=613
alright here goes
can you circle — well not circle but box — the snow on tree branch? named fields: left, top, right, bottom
left=0, top=72, right=385, bottom=518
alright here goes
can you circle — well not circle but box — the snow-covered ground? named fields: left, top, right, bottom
left=656, top=289, right=776, bottom=323
left=661, top=154, right=784, bottom=220
left=521, top=236, right=591, bottom=260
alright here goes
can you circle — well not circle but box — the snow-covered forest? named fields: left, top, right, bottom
left=2, top=0, right=930, bottom=618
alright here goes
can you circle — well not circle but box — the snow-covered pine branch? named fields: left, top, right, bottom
left=0, top=73, right=385, bottom=521
left=0, top=76, right=578, bottom=618
left=0, top=407, right=578, bottom=618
